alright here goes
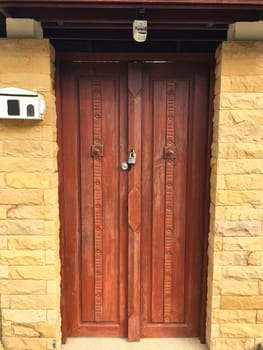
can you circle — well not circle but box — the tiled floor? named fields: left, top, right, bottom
left=62, top=337, right=208, bottom=350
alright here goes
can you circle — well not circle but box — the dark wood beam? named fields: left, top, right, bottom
left=44, top=28, right=226, bottom=41
left=0, top=7, right=12, bottom=17
left=0, top=0, right=263, bottom=6
left=43, top=22, right=227, bottom=30
left=0, top=1, right=262, bottom=10
left=5, top=7, right=263, bottom=23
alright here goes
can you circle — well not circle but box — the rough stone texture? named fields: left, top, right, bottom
left=207, top=41, right=263, bottom=350
left=0, top=39, right=60, bottom=350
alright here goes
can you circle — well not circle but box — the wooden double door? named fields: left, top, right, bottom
left=60, top=59, right=210, bottom=341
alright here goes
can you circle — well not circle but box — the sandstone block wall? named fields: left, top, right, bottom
left=0, top=39, right=60, bottom=350
left=207, top=42, right=263, bottom=350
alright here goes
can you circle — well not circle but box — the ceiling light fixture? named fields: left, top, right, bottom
left=133, top=19, right=147, bottom=42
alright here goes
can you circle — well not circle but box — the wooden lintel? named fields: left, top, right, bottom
left=0, top=1, right=262, bottom=9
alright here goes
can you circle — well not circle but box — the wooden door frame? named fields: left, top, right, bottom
left=56, top=52, right=214, bottom=344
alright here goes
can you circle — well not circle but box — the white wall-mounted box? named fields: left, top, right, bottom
left=0, top=87, right=45, bottom=120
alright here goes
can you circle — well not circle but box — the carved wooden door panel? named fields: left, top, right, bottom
left=140, top=63, right=209, bottom=337
left=61, top=62, right=128, bottom=337
left=60, top=60, right=209, bottom=340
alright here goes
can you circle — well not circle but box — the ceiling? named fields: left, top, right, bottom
left=0, top=1, right=263, bottom=52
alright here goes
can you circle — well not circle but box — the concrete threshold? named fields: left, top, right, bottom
left=62, top=337, right=208, bottom=350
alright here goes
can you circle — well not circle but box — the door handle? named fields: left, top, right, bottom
left=121, top=149, right=136, bottom=171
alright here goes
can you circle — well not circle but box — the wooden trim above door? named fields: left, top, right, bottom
left=57, top=52, right=214, bottom=63
left=1, top=1, right=262, bottom=6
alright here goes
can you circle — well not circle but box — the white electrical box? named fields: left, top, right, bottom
left=0, top=87, right=45, bottom=120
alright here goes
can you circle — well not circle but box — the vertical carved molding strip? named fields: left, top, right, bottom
left=164, top=82, right=176, bottom=323
left=92, top=80, right=103, bottom=322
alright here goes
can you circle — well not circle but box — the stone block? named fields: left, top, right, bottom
left=258, top=310, right=263, bottom=323
left=2, top=321, right=12, bottom=337
left=0, top=174, right=4, bottom=188
left=226, top=175, right=263, bottom=191
left=221, top=296, right=263, bottom=309
left=41, top=126, right=58, bottom=142
left=215, top=206, right=263, bottom=221
left=44, top=189, right=58, bottom=204
left=7, top=205, right=58, bottom=220
left=3, top=336, right=46, bottom=350
left=47, top=309, right=59, bottom=323
left=45, top=250, right=56, bottom=265
left=44, top=220, right=59, bottom=235
left=0, top=54, right=51, bottom=75
left=0, top=236, right=8, bottom=249
left=211, top=296, right=221, bottom=310
left=227, top=109, right=263, bottom=126
left=0, top=39, right=52, bottom=57
left=221, top=281, right=259, bottom=296
left=0, top=189, right=43, bottom=205
left=216, top=190, right=263, bottom=206
left=1, top=295, right=10, bottom=308
left=222, top=42, right=263, bottom=58
left=0, top=157, right=57, bottom=172
left=217, top=140, right=263, bottom=159
left=211, top=173, right=226, bottom=190
left=214, top=109, right=263, bottom=129
left=0, top=219, right=44, bottom=235
left=215, top=221, right=261, bottom=237
left=10, top=295, right=56, bottom=309
left=0, top=206, right=7, bottom=219
left=221, top=56, right=263, bottom=75
left=213, top=338, right=255, bottom=350
left=223, top=237, right=263, bottom=251
left=248, top=252, right=263, bottom=266
left=0, top=250, right=45, bottom=265
left=6, top=173, right=52, bottom=189
left=13, top=322, right=56, bottom=337
left=3, top=309, right=46, bottom=323
left=0, top=123, right=42, bottom=140
left=219, top=93, right=263, bottom=110
left=47, top=280, right=58, bottom=294
left=0, top=265, right=8, bottom=279
left=1, top=280, right=46, bottom=294
left=3, top=141, right=57, bottom=158
left=9, top=265, right=57, bottom=280
left=220, top=323, right=263, bottom=338
left=218, top=125, right=263, bottom=143
left=0, top=73, right=52, bottom=92
left=216, top=159, right=263, bottom=175
left=209, top=235, right=223, bottom=252
left=212, top=310, right=256, bottom=323
left=222, top=266, right=263, bottom=280
left=8, top=236, right=55, bottom=250
left=12, top=325, right=40, bottom=337
left=220, top=251, right=248, bottom=266
left=213, top=265, right=222, bottom=281
left=220, top=75, right=263, bottom=93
